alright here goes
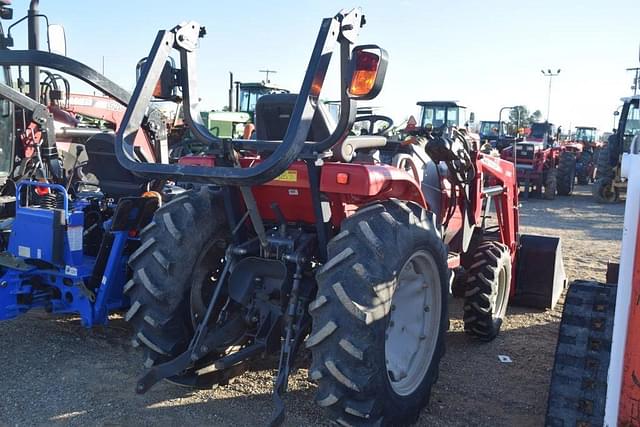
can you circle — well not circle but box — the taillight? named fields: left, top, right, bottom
left=347, top=45, right=388, bottom=100
left=349, top=51, right=380, bottom=97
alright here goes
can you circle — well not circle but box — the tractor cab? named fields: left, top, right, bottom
left=574, top=126, right=597, bottom=145
left=417, top=101, right=469, bottom=130
left=236, top=81, right=289, bottom=114
left=479, top=120, right=505, bottom=140
left=528, top=121, right=556, bottom=146
left=618, top=96, right=640, bottom=153
left=479, top=120, right=514, bottom=150
left=205, top=81, right=290, bottom=139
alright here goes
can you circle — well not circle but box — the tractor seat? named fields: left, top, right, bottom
left=254, top=94, right=387, bottom=162
left=255, top=93, right=335, bottom=142
left=82, top=133, right=148, bottom=200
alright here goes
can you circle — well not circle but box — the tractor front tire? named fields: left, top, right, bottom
left=546, top=281, right=616, bottom=427
left=125, top=187, right=234, bottom=387
left=556, top=152, right=576, bottom=196
left=463, top=241, right=511, bottom=341
left=308, top=200, right=449, bottom=426
left=593, top=177, right=619, bottom=204
left=543, top=169, right=557, bottom=200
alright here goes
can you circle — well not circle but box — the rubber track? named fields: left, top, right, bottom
left=546, top=280, right=616, bottom=427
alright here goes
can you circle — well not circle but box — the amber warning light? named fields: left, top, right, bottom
left=348, top=45, right=388, bottom=100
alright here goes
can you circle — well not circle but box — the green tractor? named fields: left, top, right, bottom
left=204, top=74, right=288, bottom=138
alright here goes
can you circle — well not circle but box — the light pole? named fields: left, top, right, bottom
left=541, top=69, right=561, bottom=122
left=259, top=69, right=277, bottom=84
left=627, top=67, right=640, bottom=96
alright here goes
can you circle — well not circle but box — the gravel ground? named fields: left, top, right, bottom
left=0, top=185, right=624, bottom=427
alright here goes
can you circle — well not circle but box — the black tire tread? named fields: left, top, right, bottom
left=595, top=144, right=613, bottom=180
left=544, top=168, right=557, bottom=200
left=556, top=152, right=576, bottom=196
left=463, top=241, right=511, bottom=341
left=545, top=280, right=616, bottom=427
left=575, top=151, right=592, bottom=185
left=592, top=177, right=619, bottom=204
left=125, top=187, right=229, bottom=367
left=309, top=200, right=449, bottom=426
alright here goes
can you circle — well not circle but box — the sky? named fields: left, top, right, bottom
left=4, top=0, right=640, bottom=133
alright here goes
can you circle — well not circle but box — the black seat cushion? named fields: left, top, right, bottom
left=255, top=93, right=334, bottom=142
left=82, top=133, right=147, bottom=199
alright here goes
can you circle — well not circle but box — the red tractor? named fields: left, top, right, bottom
left=561, top=126, right=599, bottom=185
left=114, top=10, right=565, bottom=425
left=501, top=121, right=577, bottom=199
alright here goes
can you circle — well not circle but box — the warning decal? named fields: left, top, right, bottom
left=274, top=170, right=298, bottom=182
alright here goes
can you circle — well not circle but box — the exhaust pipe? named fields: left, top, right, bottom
left=27, top=0, right=39, bottom=102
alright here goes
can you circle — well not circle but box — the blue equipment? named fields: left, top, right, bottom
left=0, top=181, right=158, bottom=327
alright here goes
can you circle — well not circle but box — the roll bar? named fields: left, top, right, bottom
left=114, top=8, right=366, bottom=186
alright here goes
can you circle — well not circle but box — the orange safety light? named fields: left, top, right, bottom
left=348, top=45, right=388, bottom=100
left=349, top=52, right=379, bottom=96
left=336, top=172, right=349, bottom=185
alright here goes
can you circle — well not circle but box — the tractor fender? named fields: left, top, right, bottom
left=319, top=162, right=427, bottom=208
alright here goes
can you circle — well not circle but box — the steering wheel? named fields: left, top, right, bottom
left=352, top=115, right=394, bottom=136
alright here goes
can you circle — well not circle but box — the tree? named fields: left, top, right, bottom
left=506, top=106, right=544, bottom=134
left=531, top=110, right=542, bottom=122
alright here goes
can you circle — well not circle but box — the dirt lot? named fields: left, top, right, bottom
left=0, top=186, right=625, bottom=427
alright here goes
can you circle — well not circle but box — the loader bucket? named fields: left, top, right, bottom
left=512, top=234, right=567, bottom=309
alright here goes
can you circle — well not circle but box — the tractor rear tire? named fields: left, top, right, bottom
left=556, top=152, right=576, bottom=196
left=546, top=281, right=616, bottom=427
left=543, top=168, right=557, bottom=200
left=308, top=200, right=449, bottom=426
left=463, top=241, right=511, bottom=341
left=125, top=187, right=234, bottom=387
left=593, top=177, right=619, bottom=204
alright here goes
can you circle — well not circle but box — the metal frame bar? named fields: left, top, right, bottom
left=16, top=180, right=69, bottom=216
left=0, top=50, right=131, bottom=105
left=115, top=9, right=364, bottom=186
left=0, top=80, right=62, bottom=178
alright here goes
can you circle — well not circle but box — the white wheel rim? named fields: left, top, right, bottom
left=495, top=266, right=508, bottom=319
left=385, top=250, right=442, bottom=396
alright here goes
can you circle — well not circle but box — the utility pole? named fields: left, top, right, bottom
left=541, top=69, right=561, bottom=122
left=259, top=69, right=277, bottom=84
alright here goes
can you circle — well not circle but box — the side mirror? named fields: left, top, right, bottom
left=136, top=57, right=178, bottom=100
left=0, top=5, right=12, bottom=20
left=347, top=45, right=388, bottom=100
left=47, top=24, right=67, bottom=56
